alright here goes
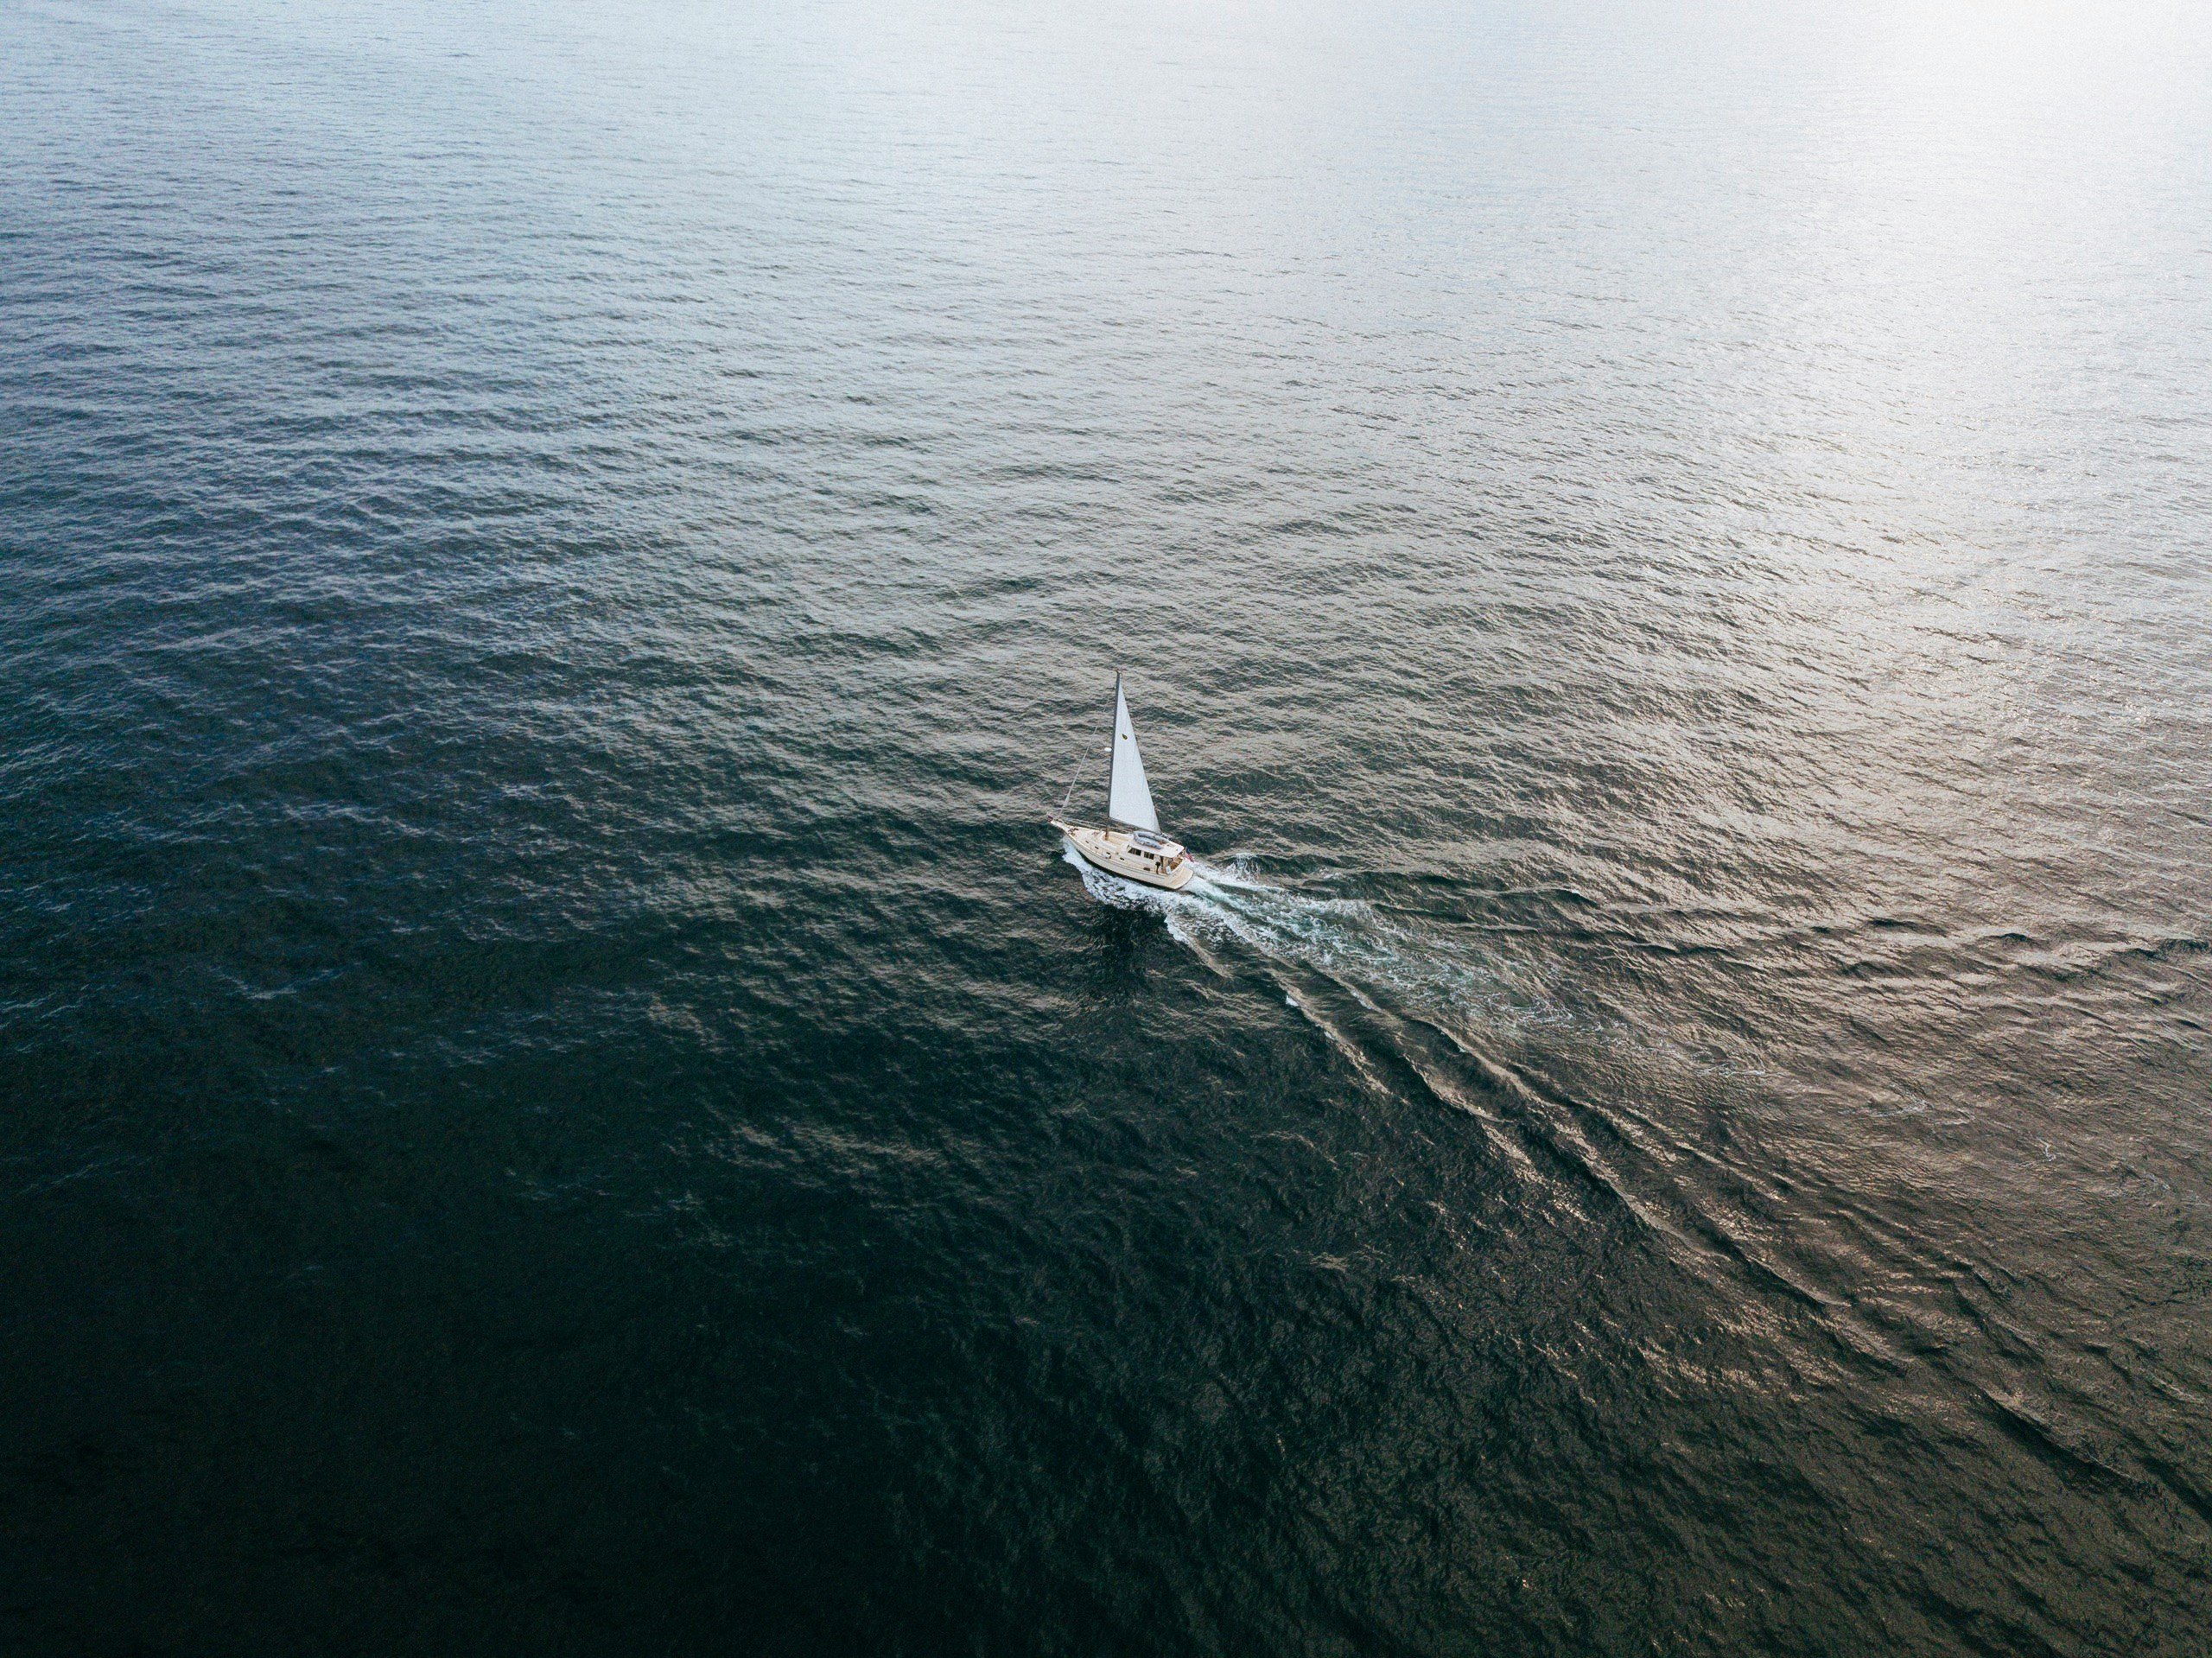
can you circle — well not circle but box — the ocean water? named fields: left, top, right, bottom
left=4, top=0, right=2210, bottom=1651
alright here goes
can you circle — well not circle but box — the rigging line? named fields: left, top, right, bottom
left=1055, top=735, right=1112, bottom=815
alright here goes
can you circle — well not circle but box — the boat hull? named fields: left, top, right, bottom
left=1052, top=820, right=1196, bottom=892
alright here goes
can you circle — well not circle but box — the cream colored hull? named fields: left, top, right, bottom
left=1052, top=820, right=1195, bottom=891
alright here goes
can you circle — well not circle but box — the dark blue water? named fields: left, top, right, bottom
left=5, top=1, right=2210, bottom=1651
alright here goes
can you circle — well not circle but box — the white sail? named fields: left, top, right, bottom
left=1106, top=675, right=1160, bottom=831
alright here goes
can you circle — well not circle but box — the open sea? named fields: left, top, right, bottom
left=4, top=1, right=2210, bottom=1652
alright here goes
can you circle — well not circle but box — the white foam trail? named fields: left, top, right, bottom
left=1058, top=845, right=1891, bottom=1346
left=1058, top=840, right=1549, bottom=1038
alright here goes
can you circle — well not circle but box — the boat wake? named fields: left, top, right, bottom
left=1059, top=841, right=1552, bottom=1045
left=1057, top=836, right=1851, bottom=1323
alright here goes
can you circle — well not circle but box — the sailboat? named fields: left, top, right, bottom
left=1049, top=675, right=1196, bottom=892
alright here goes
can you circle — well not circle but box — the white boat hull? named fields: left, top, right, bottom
left=1051, top=819, right=1195, bottom=892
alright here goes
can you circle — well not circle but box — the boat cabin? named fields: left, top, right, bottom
left=1119, top=827, right=1186, bottom=867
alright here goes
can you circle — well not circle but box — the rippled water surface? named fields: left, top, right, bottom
left=5, top=1, right=2211, bottom=1651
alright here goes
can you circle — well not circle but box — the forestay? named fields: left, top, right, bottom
left=1106, top=676, right=1160, bottom=831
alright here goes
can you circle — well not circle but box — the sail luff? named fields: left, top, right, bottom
left=1106, top=675, right=1160, bottom=832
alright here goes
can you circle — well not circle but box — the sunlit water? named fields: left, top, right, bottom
left=4, top=0, right=2210, bottom=1652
